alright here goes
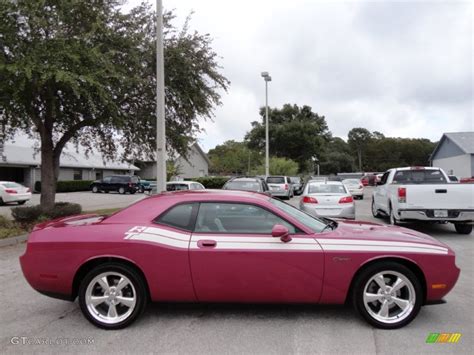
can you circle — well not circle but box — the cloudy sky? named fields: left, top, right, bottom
left=128, top=0, right=472, bottom=152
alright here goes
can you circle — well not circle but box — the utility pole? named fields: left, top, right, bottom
left=261, top=72, right=272, bottom=177
left=156, top=0, right=167, bottom=192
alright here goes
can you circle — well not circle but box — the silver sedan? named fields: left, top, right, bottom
left=299, top=181, right=355, bottom=219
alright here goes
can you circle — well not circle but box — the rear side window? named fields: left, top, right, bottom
left=130, top=176, right=139, bottom=183
left=392, top=170, right=447, bottom=184
left=267, top=177, right=285, bottom=184
left=156, top=203, right=197, bottom=231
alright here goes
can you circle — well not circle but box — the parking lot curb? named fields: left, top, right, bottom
left=0, top=234, right=28, bottom=248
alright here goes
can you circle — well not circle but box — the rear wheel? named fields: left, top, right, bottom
left=371, top=199, right=382, bottom=218
left=352, top=262, right=422, bottom=329
left=78, top=263, right=147, bottom=330
left=389, top=205, right=399, bottom=225
left=17, top=201, right=26, bottom=205
left=92, top=186, right=99, bottom=193
left=118, top=187, right=126, bottom=194
left=454, top=223, right=472, bottom=234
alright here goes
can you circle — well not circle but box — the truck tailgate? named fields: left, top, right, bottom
left=403, top=184, right=474, bottom=209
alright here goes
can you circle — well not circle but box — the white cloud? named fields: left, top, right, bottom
left=129, top=0, right=474, bottom=149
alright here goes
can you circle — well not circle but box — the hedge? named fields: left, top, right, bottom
left=185, top=176, right=229, bottom=189
left=35, top=180, right=94, bottom=193
left=11, top=202, right=82, bottom=224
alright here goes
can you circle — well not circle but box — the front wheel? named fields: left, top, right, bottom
left=352, top=262, right=422, bottom=329
left=78, top=263, right=147, bottom=330
left=371, top=199, right=382, bottom=218
left=454, top=223, right=472, bottom=234
left=118, top=187, right=125, bottom=194
left=92, top=186, right=99, bottom=193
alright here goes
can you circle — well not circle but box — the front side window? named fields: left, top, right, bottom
left=156, top=203, right=197, bottom=231
left=103, top=176, right=112, bottom=183
left=194, top=203, right=296, bottom=234
left=270, top=198, right=328, bottom=233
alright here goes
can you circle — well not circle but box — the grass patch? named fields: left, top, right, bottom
left=0, top=216, right=27, bottom=240
left=83, top=208, right=121, bottom=215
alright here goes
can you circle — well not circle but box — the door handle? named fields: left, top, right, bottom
left=197, top=240, right=217, bottom=248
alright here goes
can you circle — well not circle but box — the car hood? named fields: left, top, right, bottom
left=323, top=220, right=449, bottom=250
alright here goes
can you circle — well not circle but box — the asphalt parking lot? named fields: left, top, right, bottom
left=0, top=187, right=472, bottom=354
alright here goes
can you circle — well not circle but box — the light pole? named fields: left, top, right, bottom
left=312, top=156, right=320, bottom=176
left=261, top=71, right=271, bottom=177
left=155, top=0, right=167, bottom=193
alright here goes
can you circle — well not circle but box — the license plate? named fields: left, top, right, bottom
left=270, top=186, right=279, bottom=191
left=433, top=210, right=448, bottom=218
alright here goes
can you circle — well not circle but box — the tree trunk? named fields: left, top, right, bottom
left=358, top=149, right=362, bottom=172
left=40, top=141, right=60, bottom=212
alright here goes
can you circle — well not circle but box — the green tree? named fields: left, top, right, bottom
left=252, top=157, right=299, bottom=176
left=347, top=128, right=373, bottom=171
left=245, top=104, right=330, bottom=172
left=208, top=140, right=261, bottom=175
left=0, top=1, right=229, bottom=210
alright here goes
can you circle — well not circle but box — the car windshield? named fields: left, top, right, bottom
left=224, top=181, right=261, bottom=191
left=270, top=198, right=328, bottom=233
left=1, top=182, right=22, bottom=188
left=308, top=184, right=347, bottom=194
left=267, top=177, right=285, bottom=184
left=342, top=179, right=360, bottom=185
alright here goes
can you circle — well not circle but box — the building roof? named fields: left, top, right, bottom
left=1, top=145, right=139, bottom=171
left=431, top=132, right=474, bottom=160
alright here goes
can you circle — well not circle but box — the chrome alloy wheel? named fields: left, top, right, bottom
left=85, top=272, right=137, bottom=325
left=363, top=271, right=415, bottom=324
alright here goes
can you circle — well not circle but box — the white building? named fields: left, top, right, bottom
left=0, top=144, right=139, bottom=189
left=138, top=143, right=209, bottom=180
left=430, top=132, right=474, bottom=178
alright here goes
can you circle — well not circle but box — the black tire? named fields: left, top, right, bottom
left=388, top=204, right=399, bottom=225
left=352, top=261, right=423, bottom=329
left=454, top=224, right=472, bottom=234
left=118, top=187, right=126, bottom=194
left=78, top=263, right=147, bottom=330
left=0, top=197, right=4, bottom=206
left=130, top=190, right=136, bottom=195
left=18, top=200, right=26, bottom=205
left=371, top=198, right=382, bottom=218
left=139, top=186, right=145, bottom=193
left=91, top=186, right=99, bottom=193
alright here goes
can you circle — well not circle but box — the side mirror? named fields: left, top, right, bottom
left=272, top=224, right=292, bottom=243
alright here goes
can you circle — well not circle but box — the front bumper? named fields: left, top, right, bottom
left=398, top=209, right=474, bottom=223
left=300, top=203, right=355, bottom=219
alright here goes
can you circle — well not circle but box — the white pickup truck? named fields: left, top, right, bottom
left=372, top=167, right=474, bottom=234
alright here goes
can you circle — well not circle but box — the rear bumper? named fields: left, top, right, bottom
left=2, top=193, right=31, bottom=203
left=398, top=209, right=474, bottom=223
left=271, top=190, right=291, bottom=197
left=300, top=204, right=355, bottom=219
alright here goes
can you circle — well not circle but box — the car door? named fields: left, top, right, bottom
left=189, top=202, right=324, bottom=303
left=101, top=176, right=112, bottom=191
left=374, top=171, right=391, bottom=212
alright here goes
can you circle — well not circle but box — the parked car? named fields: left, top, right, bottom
left=372, top=167, right=474, bottom=234
left=90, top=175, right=139, bottom=194
left=266, top=176, right=293, bottom=199
left=289, top=176, right=303, bottom=195
left=223, top=177, right=270, bottom=194
left=20, top=190, right=460, bottom=330
left=0, top=181, right=31, bottom=205
left=136, top=177, right=153, bottom=193
left=342, top=179, right=364, bottom=199
left=166, top=181, right=205, bottom=191
left=300, top=181, right=355, bottom=219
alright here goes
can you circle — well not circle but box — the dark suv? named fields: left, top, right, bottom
left=222, top=177, right=270, bottom=195
left=90, top=175, right=139, bottom=194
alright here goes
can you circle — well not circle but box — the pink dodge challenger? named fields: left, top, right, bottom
left=20, top=190, right=460, bottom=330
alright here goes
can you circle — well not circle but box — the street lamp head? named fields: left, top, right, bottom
left=261, top=71, right=272, bottom=81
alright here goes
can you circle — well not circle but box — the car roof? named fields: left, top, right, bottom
left=228, top=177, right=261, bottom=182
left=166, top=181, right=200, bottom=185
left=308, top=180, right=343, bottom=185
left=151, top=189, right=270, bottom=201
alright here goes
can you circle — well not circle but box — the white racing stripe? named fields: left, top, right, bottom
left=123, top=226, right=448, bottom=254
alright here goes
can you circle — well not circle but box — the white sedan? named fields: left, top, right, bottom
left=0, top=181, right=32, bottom=205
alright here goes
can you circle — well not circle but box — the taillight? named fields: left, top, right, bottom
left=303, top=196, right=318, bottom=204
left=339, top=196, right=353, bottom=203
left=398, top=187, right=406, bottom=203
left=5, top=189, right=17, bottom=194
left=284, top=184, right=289, bottom=190
left=26, top=188, right=31, bottom=192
